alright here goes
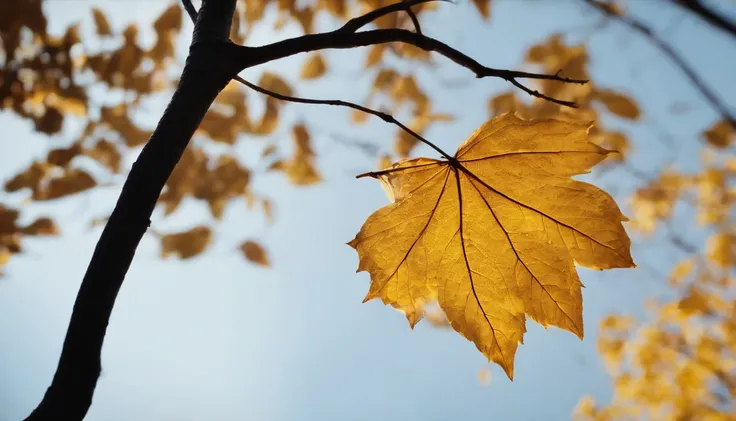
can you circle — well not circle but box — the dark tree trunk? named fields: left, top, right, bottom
left=25, top=1, right=237, bottom=419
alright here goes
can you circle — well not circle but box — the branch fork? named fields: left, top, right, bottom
left=191, top=0, right=588, bottom=158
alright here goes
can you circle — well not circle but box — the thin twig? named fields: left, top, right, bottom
left=237, top=75, right=454, bottom=159
left=342, top=0, right=449, bottom=33
left=583, top=0, right=736, bottom=129
left=402, top=0, right=424, bottom=34
left=356, top=161, right=444, bottom=179
left=182, top=0, right=455, bottom=160
left=182, top=0, right=197, bottom=24
left=508, top=78, right=579, bottom=108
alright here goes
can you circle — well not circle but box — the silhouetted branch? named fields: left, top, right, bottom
left=341, top=0, right=448, bottom=33
left=184, top=1, right=454, bottom=159
left=402, top=0, right=426, bottom=35
left=231, top=2, right=586, bottom=107
left=240, top=76, right=453, bottom=159
left=24, top=1, right=238, bottom=420
left=671, top=0, right=736, bottom=40
left=182, top=0, right=197, bottom=24
left=583, top=0, right=736, bottom=130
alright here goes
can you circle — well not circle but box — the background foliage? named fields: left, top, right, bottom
left=1, top=0, right=735, bottom=419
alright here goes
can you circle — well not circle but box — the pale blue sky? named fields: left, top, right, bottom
left=1, top=1, right=735, bottom=420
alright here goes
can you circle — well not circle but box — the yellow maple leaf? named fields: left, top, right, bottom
left=349, top=114, right=634, bottom=378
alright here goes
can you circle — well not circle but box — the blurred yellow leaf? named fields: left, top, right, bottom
left=161, top=226, right=212, bottom=259
left=252, top=98, right=280, bottom=135
left=150, top=5, right=183, bottom=66
left=91, top=8, right=112, bottom=36
left=262, top=199, right=274, bottom=223
left=153, top=4, right=182, bottom=33
left=707, top=232, right=734, bottom=267
left=100, top=105, right=152, bottom=147
left=239, top=240, right=270, bottom=267
left=365, top=45, right=386, bottom=67
left=259, top=72, right=293, bottom=97
left=378, top=155, right=393, bottom=170
left=196, top=155, right=251, bottom=219
left=477, top=367, right=492, bottom=386
left=34, top=169, right=96, bottom=200
left=292, top=6, right=314, bottom=33
left=592, top=89, right=640, bottom=120
left=85, top=139, right=122, bottom=173
left=199, top=82, right=251, bottom=143
left=269, top=124, right=321, bottom=185
left=349, top=114, right=634, bottom=378
left=702, top=119, right=733, bottom=148
left=630, top=171, right=686, bottom=233
left=669, top=260, right=694, bottom=286
left=372, top=69, right=399, bottom=93
left=488, top=92, right=523, bottom=116
left=390, top=74, right=428, bottom=114
left=262, top=144, right=277, bottom=158
left=47, top=144, right=82, bottom=168
left=472, top=0, right=491, bottom=19
left=677, top=286, right=712, bottom=317
left=351, top=109, right=369, bottom=124
left=4, top=162, right=50, bottom=194
left=425, top=306, right=451, bottom=328
left=300, top=53, right=327, bottom=79
left=21, top=218, right=59, bottom=236
left=159, top=146, right=208, bottom=215
left=0, top=247, right=10, bottom=268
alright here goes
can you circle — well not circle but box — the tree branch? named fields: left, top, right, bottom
left=671, top=0, right=736, bottom=40
left=583, top=0, right=736, bottom=129
left=341, top=0, right=447, bottom=33
left=239, top=75, right=453, bottom=159
left=24, top=1, right=238, bottom=420
left=192, top=0, right=236, bottom=42
left=402, top=0, right=424, bottom=35
left=182, top=4, right=453, bottom=159
left=234, top=27, right=586, bottom=107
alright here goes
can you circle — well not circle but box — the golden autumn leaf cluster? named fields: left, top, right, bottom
left=576, top=268, right=736, bottom=420
left=0, top=205, right=58, bottom=274
left=574, top=109, right=736, bottom=421
left=487, top=35, right=640, bottom=166
left=350, top=114, right=634, bottom=378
